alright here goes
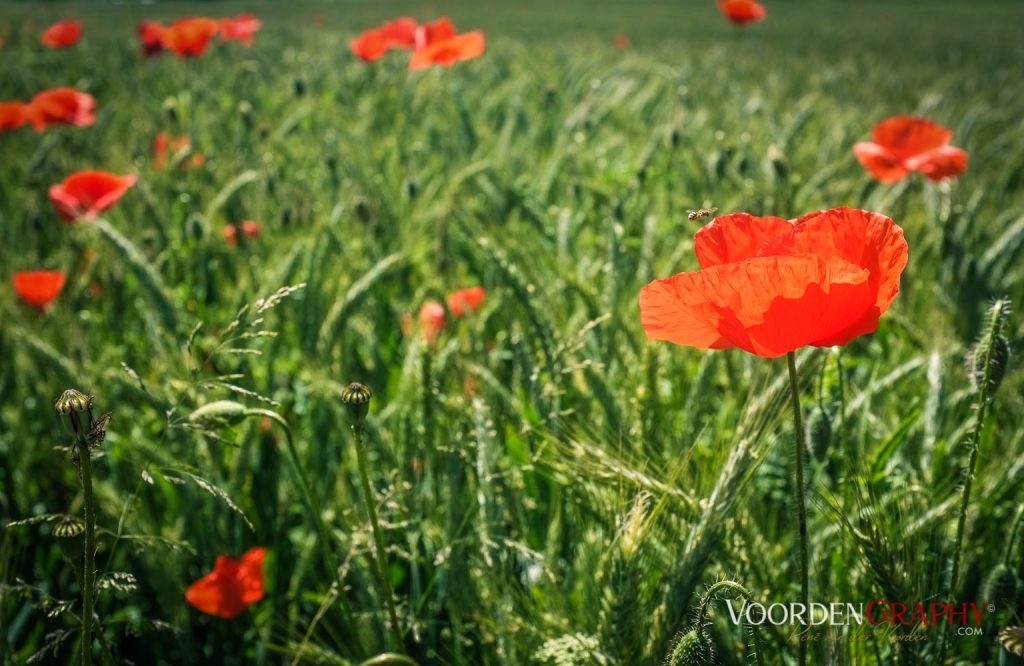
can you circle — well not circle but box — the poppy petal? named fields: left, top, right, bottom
left=759, top=207, right=908, bottom=316
left=415, top=17, right=456, bottom=50
left=238, top=547, right=267, bottom=604
left=49, top=171, right=137, bottom=223
left=0, top=102, right=26, bottom=131
left=694, top=213, right=793, bottom=268
left=718, top=0, right=767, bottom=25
left=13, top=271, right=66, bottom=309
left=871, top=116, right=953, bottom=162
left=639, top=272, right=732, bottom=351
left=409, top=32, right=485, bottom=70
left=906, top=145, right=968, bottom=181
left=853, top=142, right=909, bottom=183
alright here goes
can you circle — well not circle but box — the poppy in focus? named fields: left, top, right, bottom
left=419, top=301, right=446, bottom=345
left=13, top=271, right=66, bottom=310
left=138, top=21, right=167, bottom=57
left=409, top=31, right=485, bottom=70
left=162, top=18, right=220, bottom=58
left=49, top=171, right=137, bottom=223
left=639, top=207, right=908, bottom=358
left=40, top=21, right=82, bottom=49
left=350, top=17, right=417, bottom=62
left=718, top=0, right=767, bottom=25
left=219, top=14, right=261, bottom=46
left=854, top=116, right=968, bottom=183
left=25, top=88, right=96, bottom=132
left=185, top=547, right=267, bottom=619
left=447, top=287, right=486, bottom=318
left=0, top=102, right=26, bottom=131
left=224, top=221, right=261, bottom=246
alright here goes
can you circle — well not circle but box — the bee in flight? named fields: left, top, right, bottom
left=687, top=206, right=719, bottom=221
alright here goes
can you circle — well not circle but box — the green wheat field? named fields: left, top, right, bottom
left=2, top=1, right=1024, bottom=664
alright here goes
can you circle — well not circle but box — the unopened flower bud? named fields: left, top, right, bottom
left=341, top=382, right=372, bottom=424
left=55, top=388, right=93, bottom=438
left=667, top=628, right=715, bottom=666
left=54, top=514, right=85, bottom=561
left=970, top=334, right=1010, bottom=395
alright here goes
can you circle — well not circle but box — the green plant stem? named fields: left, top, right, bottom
left=251, top=410, right=367, bottom=657
left=78, top=438, right=97, bottom=666
left=1006, top=505, right=1024, bottom=567
left=940, top=299, right=1007, bottom=663
left=693, top=580, right=761, bottom=666
left=353, top=422, right=402, bottom=649
left=786, top=351, right=809, bottom=666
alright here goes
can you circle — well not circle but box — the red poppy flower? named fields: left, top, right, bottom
left=40, top=21, right=82, bottom=49
left=350, top=17, right=417, bottom=62
left=223, top=221, right=261, bottom=246
left=718, top=0, right=767, bottom=25
left=13, top=271, right=66, bottom=310
left=419, top=301, right=446, bottom=345
left=219, top=14, right=260, bottom=46
left=409, top=32, right=485, bottom=71
left=25, top=88, right=96, bottom=132
left=49, top=171, right=137, bottom=223
left=447, top=286, right=486, bottom=318
left=414, top=17, right=456, bottom=51
left=162, top=18, right=219, bottom=58
left=854, top=116, right=968, bottom=183
left=154, top=133, right=204, bottom=170
left=639, top=207, right=908, bottom=358
left=185, top=547, right=266, bottom=619
left=0, top=102, right=26, bottom=131
left=138, top=21, right=167, bottom=57
left=613, top=34, right=630, bottom=49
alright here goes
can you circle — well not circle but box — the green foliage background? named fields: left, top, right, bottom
left=1, top=1, right=1023, bottom=664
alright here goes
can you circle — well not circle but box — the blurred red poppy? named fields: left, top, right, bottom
left=162, top=18, right=219, bottom=58
left=718, top=0, right=767, bottom=25
left=419, top=301, right=445, bottom=345
left=154, top=133, right=204, bottom=170
left=415, top=17, right=456, bottom=51
left=613, top=34, right=630, bottom=49
left=447, top=286, right=486, bottom=318
left=138, top=21, right=167, bottom=57
left=219, top=14, right=261, bottom=46
left=409, top=32, right=485, bottom=70
left=49, top=171, right=137, bottom=223
left=13, top=271, right=66, bottom=310
left=186, top=547, right=266, bottom=619
left=224, top=221, right=261, bottom=246
left=25, top=88, right=96, bottom=132
left=640, top=207, right=908, bottom=358
left=350, top=17, right=417, bottom=61
left=0, top=102, right=26, bottom=131
left=854, top=116, right=968, bottom=183
left=40, top=21, right=82, bottom=49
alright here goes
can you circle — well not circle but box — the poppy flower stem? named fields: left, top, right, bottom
left=352, top=420, right=403, bottom=649
left=785, top=351, right=809, bottom=666
left=940, top=298, right=1009, bottom=662
left=78, top=434, right=97, bottom=666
